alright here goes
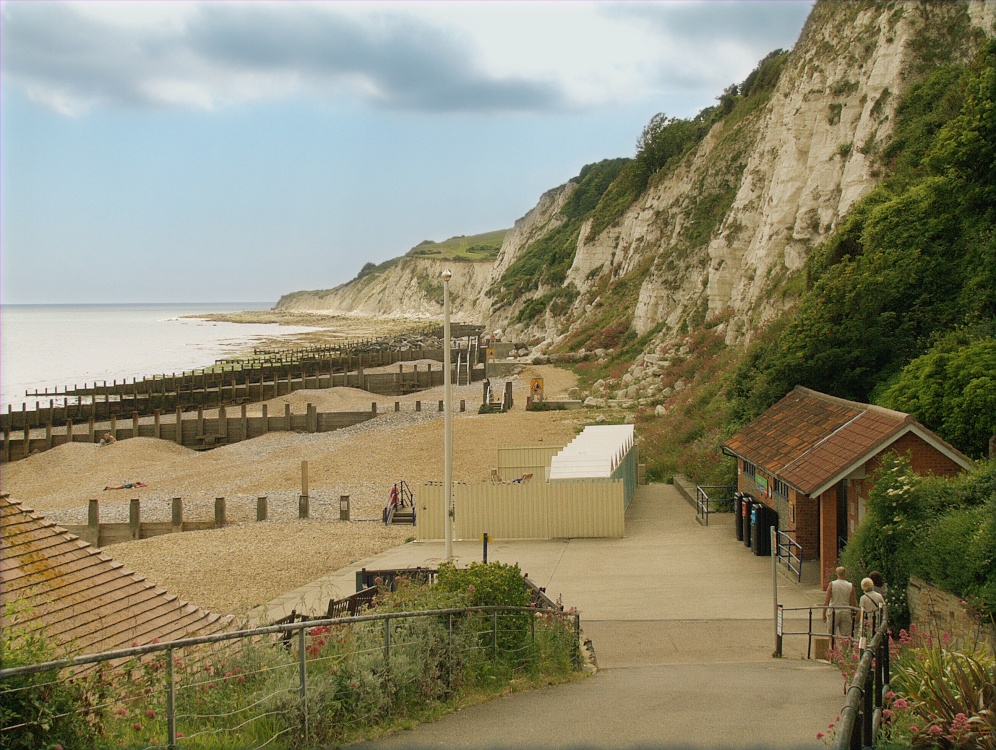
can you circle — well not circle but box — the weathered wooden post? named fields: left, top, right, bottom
left=88, top=417, right=96, bottom=443
left=172, top=498, right=183, bottom=533
left=371, top=402, right=377, bottom=415
left=110, top=414, right=117, bottom=441
left=415, top=400, right=421, bottom=412
left=22, top=425, right=30, bottom=458
left=395, top=401, right=400, bottom=412
left=257, top=496, right=267, bottom=522
left=129, top=499, right=141, bottom=541
left=175, top=407, right=183, bottom=446
left=460, top=399, right=466, bottom=413
left=261, top=404, right=269, bottom=434
left=438, top=400, right=444, bottom=412
left=339, top=495, right=350, bottom=521
left=214, top=497, right=226, bottom=528
left=301, top=460, right=309, bottom=499
left=241, top=403, right=248, bottom=441
left=132, top=411, right=140, bottom=439
left=284, top=403, right=291, bottom=431
left=218, top=405, right=227, bottom=442
left=45, top=422, right=53, bottom=450
left=154, top=410, right=161, bottom=439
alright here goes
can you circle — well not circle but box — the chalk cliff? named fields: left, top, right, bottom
left=277, top=0, right=995, bottom=354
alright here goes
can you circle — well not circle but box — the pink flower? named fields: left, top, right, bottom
left=909, top=725, right=919, bottom=734
left=176, top=733, right=184, bottom=739
left=941, top=631, right=952, bottom=644
left=816, top=732, right=824, bottom=740
left=883, top=709, right=893, bottom=719
left=929, top=725, right=943, bottom=735
left=892, top=698, right=909, bottom=711
left=145, top=709, right=156, bottom=719
left=885, top=691, right=896, bottom=701
left=132, top=723, right=142, bottom=731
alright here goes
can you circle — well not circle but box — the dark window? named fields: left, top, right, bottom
left=773, top=479, right=788, bottom=499
left=743, top=460, right=757, bottom=479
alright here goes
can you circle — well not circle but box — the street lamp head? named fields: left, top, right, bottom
left=441, top=269, right=452, bottom=282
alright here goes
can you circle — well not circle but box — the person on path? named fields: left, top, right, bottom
left=868, top=570, right=887, bottom=599
left=859, top=577, right=886, bottom=638
left=822, top=566, right=857, bottom=641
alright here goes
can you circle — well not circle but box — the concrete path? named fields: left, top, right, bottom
left=264, top=485, right=844, bottom=748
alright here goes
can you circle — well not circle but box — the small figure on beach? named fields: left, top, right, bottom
left=99, top=433, right=117, bottom=446
left=104, top=481, right=147, bottom=491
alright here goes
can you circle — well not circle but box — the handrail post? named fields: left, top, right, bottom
left=862, top=655, right=874, bottom=746
left=166, top=646, right=177, bottom=749
left=298, top=626, right=308, bottom=744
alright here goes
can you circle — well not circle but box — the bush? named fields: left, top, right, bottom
left=0, top=608, right=103, bottom=750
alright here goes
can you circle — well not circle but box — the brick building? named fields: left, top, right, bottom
left=721, top=387, right=973, bottom=589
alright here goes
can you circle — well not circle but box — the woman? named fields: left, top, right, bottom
left=858, top=577, right=886, bottom=639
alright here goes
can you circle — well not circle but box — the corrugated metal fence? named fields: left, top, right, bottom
left=416, top=480, right=625, bottom=541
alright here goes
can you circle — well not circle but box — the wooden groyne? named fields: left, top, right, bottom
left=1, top=397, right=469, bottom=464
left=4, top=337, right=485, bottom=433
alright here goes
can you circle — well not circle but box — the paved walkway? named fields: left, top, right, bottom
left=262, top=485, right=844, bottom=748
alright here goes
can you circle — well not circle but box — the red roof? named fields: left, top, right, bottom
left=1, top=497, right=234, bottom=656
left=722, top=386, right=972, bottom=496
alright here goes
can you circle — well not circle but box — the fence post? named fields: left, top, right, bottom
left=130, top=499, right=140, bottom=540
left=175, top=407, right=183, bottom=446
left=257, top=496, right=268, bottom=522
left=172, top=498, right=182, bottom=533
left=299, top=495, right=309, bottom=520
left=215, top=497, right=226, bottom=528
left=166, top=646, right=177, bottom=750
left=298, top=626, right=308, bottom=745
left=384, top=616, right=391, bottom=663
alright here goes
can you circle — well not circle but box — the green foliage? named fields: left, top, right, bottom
left=891, top=642, right=996, bottom=748
left=730, top=44, right=996, bottom=439
left=877, top=329, right=996, bottom=458
left=843, top=458, right=996, bottom=626
left=0, top=609, right=103, bottom=750
left=405, top=230, right=508, bottom=261
left=635, top=115, right=705, bottom=176
left=491, top=160, right=624, bottom=306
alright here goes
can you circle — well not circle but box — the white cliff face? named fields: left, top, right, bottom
left=275, top=258, right=494, bottom=322
left=501, top=0, right=994, bottom=348
left=275, top=1, right=993, bottom=348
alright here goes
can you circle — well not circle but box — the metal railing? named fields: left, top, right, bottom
left=1, top=604, right=581, bottom=750
left=775, top=529, right=804, bottom=582
left=694, top=484, right=734, bottom=526
left=775, top=604, right=861, bottom=659
left=832, top=614, right=891, bottom=750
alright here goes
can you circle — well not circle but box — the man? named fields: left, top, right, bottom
left=822, top=566, right=857, bottom=641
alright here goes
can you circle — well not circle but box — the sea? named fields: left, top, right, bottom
left=0, top=303, right=322, bottom=411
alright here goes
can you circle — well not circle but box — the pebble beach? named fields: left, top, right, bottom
left=1, top=362, right=583, bottom=616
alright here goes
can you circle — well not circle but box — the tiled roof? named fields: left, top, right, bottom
left=1, top=497, right=234, bottom=656
left=722, top=386, right=966, bottom=496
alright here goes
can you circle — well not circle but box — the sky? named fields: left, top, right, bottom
left=0, top=0, right=814, bottom=305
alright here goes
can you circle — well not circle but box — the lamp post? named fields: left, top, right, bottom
left=442, top=269, right=454, bottom=561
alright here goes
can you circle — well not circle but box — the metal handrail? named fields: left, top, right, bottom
left=831, top=614, right=890, bottom=750
left=775, top=604, right=861, bottom=659
left=695, top=484, right=734, bottom=526
left=776, top=529, right=804, bottom=582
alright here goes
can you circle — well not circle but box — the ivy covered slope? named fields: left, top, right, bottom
left=732, top=39, right=996, bottom=459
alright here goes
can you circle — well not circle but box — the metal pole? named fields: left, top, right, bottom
left=298, top=625, right=308, bottom=744
left=771, top=525, right=779, bottom=656
left=166, top=646, right=176, bottom=750
left=442, top=270, right=454, bottom=561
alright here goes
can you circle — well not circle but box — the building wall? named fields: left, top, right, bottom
left=865, top=432, right=966, bottom=479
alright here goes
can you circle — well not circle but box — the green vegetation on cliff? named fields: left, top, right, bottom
left=405, top=230, right=508, bottom=261
left=729, top=41, right=996, bottom=457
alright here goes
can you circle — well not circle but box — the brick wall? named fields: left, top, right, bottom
left=794, top=491, right=820, bottom=560
left=865, top=432, right=965, bottom=479
left=819, top=488, right=839, bottom=588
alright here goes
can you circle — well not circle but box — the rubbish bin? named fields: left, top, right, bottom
left=742, top=498, right=754, bottom=548
left=733, top=493, right=744, bottom=541
left=751, top=502, right=775, bottom=556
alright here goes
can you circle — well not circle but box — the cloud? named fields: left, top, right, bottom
left=0, top=2, right=565, bottom=116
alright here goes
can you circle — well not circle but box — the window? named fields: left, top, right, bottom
left=773, top=478, right=789, bottom=500
left=743, top=460, right=757, bottom=479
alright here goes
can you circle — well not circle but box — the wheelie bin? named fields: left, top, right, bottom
left=733, top=493, right=744, bottom=541
left=751, top=502, right=775, bottom=556
left=742, top=497, right=754, bottom=547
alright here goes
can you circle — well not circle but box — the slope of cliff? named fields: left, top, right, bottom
left=490, top=1, right=993, bottom=351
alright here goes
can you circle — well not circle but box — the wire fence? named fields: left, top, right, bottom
left=1, top=605, right=581, bottom=750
